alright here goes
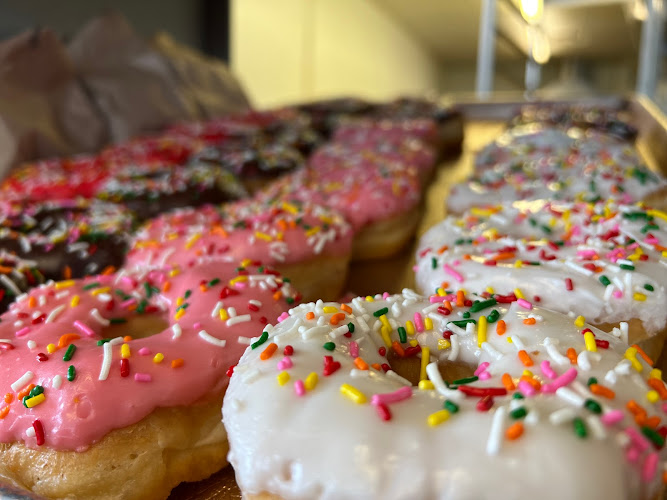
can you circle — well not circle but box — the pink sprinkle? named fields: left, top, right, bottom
left=15, top=327, right=31, bottom=338
left=412, top=265, right=419, bottom=272
left=73, top=320, right=95, bottom=337
left=626, top=446, right=640, bottom=463
left=277, top=312, right=289, bottom=322
left=134, top=373, right=152, bottom=382
left=600, top=409, right=624, bottom=426
left=662, top=402, right=667, bottom=414
left=474, top=362, right=490, bottom=376
left=479, top=371, right=491, bottom=381
left=294, top=379, right=305, bottom=397
left=444, top=294, right=456, bottom=301
left=626, top=427, right=650, bottom=452
left=350, top=341, right=359, bottom=358
left=517, top=380, right=536, bottom=397
left=375, top=403, right=391, bottom=421
left=370, top=386, right=412, bottom=406
left=234, top=281, right=248, bottom=290
left=612, top=290, right=623, bottom=299
left=577, top=249, right=597, bottom=259
left=642, top=452, right=659, bottom=481
left=540, top=360, right=557, bottom=380
left=644, top=236, right=659, bottom=245
left=120, top=298, right=137, bottom=308
left=120, top=276, right=136, bottom=287
left=382, top=292, right=390, bottom=299
left=516, top=298, right=532, bottom=310
left=443, top=263, right=463, bottom=283
left=193, top=322, right=201, bottom=329
left=138, top=347, right=151, bottom=356
left=276, top=356, right=293, bottom=370
left=429, top=295, right=445, bottom=303
left=542, top=367, right=578, bottom=393
left=414, top=313, right=425, bottom=333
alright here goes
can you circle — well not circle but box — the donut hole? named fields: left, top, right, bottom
left=385, top=351, right=476, bottom=386
left=102, top=315, right=170, bottom=341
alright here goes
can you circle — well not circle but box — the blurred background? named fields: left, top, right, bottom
left=0, top=0, right=663, bottom=107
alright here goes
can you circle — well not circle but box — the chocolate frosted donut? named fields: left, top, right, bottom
left=0, top=199, right=134, bottom=280
left=0, top=253, right=43, bottom=313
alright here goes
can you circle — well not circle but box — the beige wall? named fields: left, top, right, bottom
left=231, top=0, right=441, bottom=108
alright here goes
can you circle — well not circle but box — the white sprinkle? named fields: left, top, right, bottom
left=52, top=375, right=63, bottom=389
left=27, top=340, right=36, bottom=349
left=211, top=301, right=223, bottom=318
left=466, top=322, right=476, bottom=335
left=96, top=293, right=113, bottom=303
left=556, top=387, right=585, bottom=407
left=237, top=336, right=252, bottom=345
left=577, top=351, right=592, bottom=371
left=481, top=342, right=503, bottom=360
left=565, top=260, right=594, bottom=276
left=26, top=426, right=35, bottom=438
left=448, top=335, right=460, bottom=361
left=242, top=368, right=260, bottom=384
left=13, top=320, right=23, bottom=328
left=586, top=415, right=607, bottom=440
left=38, top=295, right=46, bottom=307
left=524, top=409, right=540, bottom=426
left=509, top=335, right=526, bottom=351
left=99, top=342, right=113, bottom=380
left=350, top=369, right=370, bottom=378
left=619, top=322, right=629, bottom=344
left=198, top=330, right=227, bottom=347
left=549, top=407, right=577, bottom=425
left=11, top=371, right=34, bottom=392
left=228, top=307, right=237, bottom=318
left=0, top=274, right=21, bottom=296
left=445, top=322, right=467, bottom=336
left=171, top=324, right=182, bottom=339
left=391, top=302, right=402, bottom=317
left=486, top=406, right=507, bottom=456
left=356, top=316, right=370, bottom=333
left=614, top=359, right=632, bottom=375
left=385, top=370, right=412, bottom=386
left=249, top=299, right=262, bottom=308
left=226, top=314, right=251, bottom=327
left=54, top=291, right=70, bottom=300
left=330, top=324, right=350, bottom=338
left=89, top=308, right=110, bottom=326
left=545, top=339, right=570, bottom=365
left=427, top=362, right=465, bottom=402
left=302, top=325, right=330, bottom=340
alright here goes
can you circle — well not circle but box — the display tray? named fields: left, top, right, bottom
left=2, top=94, right=666, bottom=500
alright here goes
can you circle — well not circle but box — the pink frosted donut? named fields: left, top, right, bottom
left=126, top=197, right=353, bottom=301
left=0, top=260, right=298, bottom=499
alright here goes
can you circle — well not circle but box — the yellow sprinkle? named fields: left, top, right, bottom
left=633, top=293, right=647, bottom=302
left=648, top=208, right=667, bottom=222
left=365, top=296, right=375, bottom=302
left=507, top=337, right=513, bottom=344
left=406, top=320, right=415, bottom=336
left=437, top=339, right=451, bottom=350
left=625, top=347, right=643, bottom=372
left=281, top=202, right=299, bottom=214
left=471, top=207, right=494, bottom=217
left=277, top=371, right=290, bottom=386
left=25, top=393, right=45, bottom=408
left=437, top=288, right=446, bottom=297
left=662, top=251, right=667, bottom=258
left=91, top=286, right=111, bottom=296
left=46, top=343, right=56, bottom=354
left=420, top=347, right=430, bottom=381
left=168, top=268, right=180, bottom=277
left=184, top=233, right=201, bottom=249
left=174, top=308, right=185, bottom=321
left=304, top=372, right=318, bottom=391
left=70, top=295, right=80, bottom=307
left=563, top=210, right=570, bottom=222
left=486, top=286, right=495, bottom=294
left=409, top=339, right=419, bottom=347
left=477, top=315, right=487, bottom=348
left=240, top=258, right=253, bottom=268
left=305, top=227, right=320, bottom=237
left=647, top=390, right=660, bottom=404
left=219, top=308, right=229, bottom=321
left=176, top=297, right=184, bottom=307
left=418, top=380, right=435, bottom=390
left=153, top=353, right=164, bottom=364
left=628, top=254, right=640, bottom=261
left=322, top=306, right=338, bottom=314
left=229, top=275, right=248, bottom=286
left=55, top=280, right=75, bottom=289
left=584, top=331, right=597, bottom=352
left=427, top=409, right=450, bottom=427
left=424, top=317, right=433, bottom=330
left=522, top=370, right=533, bottom=378
left=379, top=315, right=390, bottom=329
left=574, top=316, right=585, bottom=328
left=380, top=326, right=392, bottom=348
left=514, top=260, right=524, bottom=268
left=121, top=344, right=131, bottom=359
left=514, top=288, right=525, bottom=299
left=650, top=368, right=662, bottom=379
left=340, top=384, right=367, bottom=404
left=254, top=231, right=272, bottom=242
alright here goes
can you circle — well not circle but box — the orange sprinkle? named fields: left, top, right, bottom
left=0, top=406, right=8, bottom=419
left=330, top=313, right=346, bottom=325
left=522, top=318, right=536, bottom=325
left=162, top=281, right=171, bottom=293
left=496, top=320, right=506, bottom=335
left=57, top=333, right=80, bottom=349
left=520, top=375, right=541, bottom=390
left=371, top=363, right=382, bottom=371
left=437, top=245, right=449, bottom=254
left=494, top=251, right=516, bottom=261
left=273, top=291, right=282, bottom=301
left=341, top=304, right=352, bottom=314
left=123, top=336, right=133, bottom=342
left=440, top=282, right=450, bottom=290
left=631, top=344, right=654, bottom=367
left=456, top=290, right=464, bottom=307
left=506, top=422, right=524, bottom=440
left=501, top=373, right=515, bottom=391
left=589, top=384, right=616, bottom=399
left=277, top=219, right=288, bottom=231
left=28, top=296, right=36, bottom=308
left=260, top=343, right=278, bottom=361
left=663, top=471, right=667, bottom=485
left=648, top=378, right=667, bottom=399
left=566, top=348, right=578, bottom=365
left=463, top=254, right=472, bottom=260
left=443, top=300, right=453, bottom=311
left=518, top=350, right=533, bottom=366
left=63, top=266, right=72, bottom=280
left=4, top=393, right=13, bottom=404
left=392, top=340, right=405, bottom=358
left=17, top=384, right=35, bottom=401
left=199, top=283, right=207, bottom=292
left=101, top=265, right=116, bottom=275
left=354, top=357, right=369, bottom=370
left=171, top=358, right=184, bottom=369
left=644, top=415, right=662, bottom=429
left=0, top=266, right=13, bottom=274
left=305, top=312, right=315, bottom=320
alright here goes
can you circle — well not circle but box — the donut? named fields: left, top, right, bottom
left=100, top=134, right=200, bottom=167
left=0, top=253, right=44, bottom=314
left=224, top=289, right=667, bottom=499
left=95, top=160, right=247, bottom=221
left=416, top=200, right=667, bottom=358
left=0, top=198, right=134, bottom=281
left=125, top=197, right=352, bottom=302
left=0, top=260, right=298, bottom=500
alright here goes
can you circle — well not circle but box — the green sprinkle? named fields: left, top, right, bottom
left=641, top=223, right=659, bottom=234
left=587, top=377, right=598, bottom=387
left=184, top=290, right=192, bottom=299
left=450, top=375, right=478, bottom=386
left=529, top=218, right=538, bottom=227
left=619, top=264, right=635, bottom=271
left=623, top=211, right=650, bottom=220
left=512, top=392, right=524, bottom=399
left=398, top=327, right=407, bottom=343
left=573, top=417, right=587, bottom=438
left=286, top=297, right=295, bottom=305
left=251, top=331, right=269, bottom=349
left=449, top=319, right=476, bottom=328
left=444, top=400, right=459, bottom=413
left=431, top=257, right=437, bottom=269
left=67, top=365, right=76, bottom=382
left=486, top=309, right=500, bottom=323
left=23, top=385, right=44, bottom=407
left=144, top=282, right=154, bottom=298
left=462, top=312, right=470, bottom=319
left=641, top=426, right=665, bottom=448
left=83, top=282, right=100, bottom=291
left=469, top=298, right=497, bottom=313
left=644, top=284, right=655, bottom=292
left=599, top=275, right=611, bottom=287
left=62, top=344, right=76, bottom=362
left=373, top=307, right=389, bottom=318
left=175, top=303, right=190, bottom=312
left=509, top=407, right=527, bottom=420
left=541, top=225, right=552, bottom=234
left=584, top=399, right=602, bottom=414
left=97, top=338, right=112, bottom=346
left=323, top=342, right=336, bottom=351
left=348, top=322, right=355, bottom=333
left=109, top=318, right=127, bottom=325
left=208, top=278, right=220, bottom=287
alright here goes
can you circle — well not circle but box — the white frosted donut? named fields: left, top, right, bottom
left=224, top=289, right=667, bottom=500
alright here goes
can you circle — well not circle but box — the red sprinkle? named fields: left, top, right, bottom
left=381, top=363, right=391, bottom=373
left=31, top=314, right=46, bottom=325
left=442, top=330, right=452, bottom=339
left=32, top=419, right=45, bottom=445
left=476, top=395, right=494, bottom=412
left=226, top=364, right=236, bottom=377
left=36, top=353, right=48, bottom=362
left=375, top=403, right=391, bottom=421
left=120, top=358, right=130, bottom=377
left=0, top=342, right=15, bottom=351
left=378, top=347, right=387, bottom=357
left=458, top=386, right=507, bottom=397
left=495, top=293, right=517, bottom=303
left=283, top=345, right=294, bottom=356
left=565, top=278, right=574, bottom=291
left=404, top=346, right=422, bottom=357
left=323, top=356, right=341, bottom=376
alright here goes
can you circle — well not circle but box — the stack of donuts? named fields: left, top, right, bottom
left=0, top=97, right=464, bottom=499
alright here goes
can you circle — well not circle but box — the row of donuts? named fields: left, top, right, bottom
left=220, top=105, right=667, bottom=499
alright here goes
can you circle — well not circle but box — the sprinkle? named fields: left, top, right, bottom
left=251, top=331, right=269, bottom=349
left=172, top=324, right=182, bottom=339
left=419, top=347, right=430, bottom=381
left=496, top=320, right=506, bottom=335
left=427, top=409, right=450, bottom=427
left=32, top=419, right=45, bottom=445
left=323, top=342, right=336, bottom=351
left=304, top=372, right=318, bottom=391
left=573, top=417, right=587, bottom=438
left=11, top=371, right=34, bottom=392
left=67, top=365, right=76, bottom=382
left=73, top=320, right=95, bottom=337
left=52, top=375, right=62, bottom=389
left=134, top=373, right=152, bottom=382
left=62, top=344, right=76, bottom=362
left=340, top=383, right=367, bottom=404
left=198, top=330, right=226, bottom=347
left=99, top=342, right=113, bottom=381
left=625, top=347, right=643, bottom=372
left=371, top=386, right=412, bottom=406
left=556, top=387, right=585, bottom=407
left=518, top=350, right=533, bottom=367
left=486, top=406, right=507, bottom=455
left=643, top=453, right=659, bottom=481
left=590, top=384, right=615, bottom=399
left=506, top=422, right=524, bottom=440
left=516, top=298, right=532, bottom=310
left=443, top=263, right=463, bottom=283
left=120, top=344, right=131, bottom=359
left=25, top=393, right=45, bottom=408
left=584, top=331, right=597, bottom=352
left=153, top=353, right=164, bottom=364
left=227, top=314, right=251, bottom=327
left=171, top=358, right=184, bottom=369
left=260, top=343, right=278, bottom=360
left=277, top=371, right=290, bottom=386
left=477, top=315, right=487, bottom=348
